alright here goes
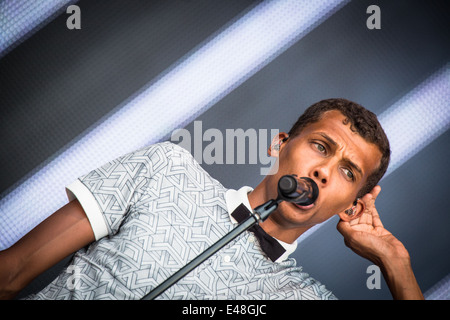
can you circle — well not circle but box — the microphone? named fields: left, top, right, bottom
left=277, top=175, right=319, bottom=206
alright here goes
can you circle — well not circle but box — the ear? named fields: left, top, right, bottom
left=268, top=132, right=289, bottom=157
left=337, top=198, right=365, bottom=222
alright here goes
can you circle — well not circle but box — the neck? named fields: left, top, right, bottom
left=247, top=180, right=311, bottom=244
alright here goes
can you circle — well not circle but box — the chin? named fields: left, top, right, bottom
left=276, top=201, right=317, bottom=226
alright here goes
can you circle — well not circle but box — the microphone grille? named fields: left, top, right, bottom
left=278, top=175, right=297, bottom=195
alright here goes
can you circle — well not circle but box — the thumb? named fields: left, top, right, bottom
left=336, top=219, right=358, bottom=250
left=336, top=218, right=352, bottom=236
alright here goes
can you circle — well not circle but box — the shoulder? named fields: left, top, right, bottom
left=136, top=141, right=193, bottom=159
left=124, top=141, right=195, bottom=171
left=134, top=141, right=222, bottom=182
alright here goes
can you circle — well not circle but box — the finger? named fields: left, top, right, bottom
left=361, top=186, right=381, bottom=211
left=370, top=204, right=384, bottom=228
left=370, top=185, right=381, bottom=201
left=336, top=219, right=353, bottom=236
left=359, top=210, right=373, bottom=226
left=367, top=186, right=384, bottom=227
left=361, top=192, right=374, bottom=209
left=349, top=216, right=361, bottom=226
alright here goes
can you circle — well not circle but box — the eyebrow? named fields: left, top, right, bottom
left=317, top=132, right=337, bottom=147
left=316, top=132, right=363, bottom=176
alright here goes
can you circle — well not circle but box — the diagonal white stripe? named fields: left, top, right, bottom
left=380, top=64, right=450, bottom=176
left=0, top=0, right=78, bottom=58
left=424, top=272, right=450, bottom=300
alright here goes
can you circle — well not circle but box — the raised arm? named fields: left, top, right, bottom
left=337, top=186, right=424, bottom=300
left=0, top=199, right=95, bottom=299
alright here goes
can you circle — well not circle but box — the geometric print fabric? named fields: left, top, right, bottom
left=25, top=142, right=336, bottom=300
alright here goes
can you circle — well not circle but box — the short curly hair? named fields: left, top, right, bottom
left=288, top=98, right=391, bottom=198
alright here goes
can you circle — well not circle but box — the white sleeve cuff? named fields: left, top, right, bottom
left=65, top=179, right=109, bottom=241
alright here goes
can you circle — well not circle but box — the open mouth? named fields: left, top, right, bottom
left=293, top=202, right=315, bottom=210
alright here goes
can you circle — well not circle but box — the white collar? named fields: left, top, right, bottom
left=225, top=186, right=297, bottom=263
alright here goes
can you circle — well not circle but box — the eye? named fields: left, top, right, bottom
left=314, top=142, right=326, bottom=154
left=342, top=168, right=354, bottom=181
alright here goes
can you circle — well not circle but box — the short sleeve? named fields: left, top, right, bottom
left=65, top=142, right=170, bottom=240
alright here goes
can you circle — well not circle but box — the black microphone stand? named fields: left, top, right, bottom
left=141, top=198, right=279, bottom=300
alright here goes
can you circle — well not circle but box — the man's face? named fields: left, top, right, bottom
left=266, top=110, right=382, bottom=228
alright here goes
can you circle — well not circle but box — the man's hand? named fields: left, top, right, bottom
left=337, top=186, right=409, bottom=265
left=337, top=186, right=424, bottom=300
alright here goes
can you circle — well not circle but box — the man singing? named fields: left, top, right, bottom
left=0, top=98, right=423, bottom=300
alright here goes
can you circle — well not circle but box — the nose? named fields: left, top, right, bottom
left=313, top=166, right=329, bottom=186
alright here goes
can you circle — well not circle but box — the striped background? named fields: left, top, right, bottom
left=1, top=0, right=449, bottom=299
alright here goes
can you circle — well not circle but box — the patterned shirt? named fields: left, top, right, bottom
left=26, top=142, right=336, bottom=300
